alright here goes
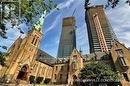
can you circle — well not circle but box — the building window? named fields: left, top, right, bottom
left=42, top=67, right=46, bottom=75
left=115, top=43, right=118, bottom=47
left=48, top=68, right=52, bottom=77
left=31, top=36, right=39, bottom=45
left=61, top=66, right=63, bottom=71
left=54, top=74, right=56, bottom=79
left=32, top=35, right=36, bottom=44
left=32, top=37, right=35, bottom=44
left=33, top=64, right=37, bottom=72
left=60, top=74, right=62, bottom=79
left=34, top=38, right=37, bottom=45
left=72, top=62, right=77, bottom=70
left=119, top=57, right=127, bottom=66
left=116, top=49, right=124, bottom=56
left=55, top=66, right=58, bottom=71
left=34, top=37, right=39, bottom=45
left=123, top=73, right=129, bottom=81
left=73, top=55, right=77, bottom=58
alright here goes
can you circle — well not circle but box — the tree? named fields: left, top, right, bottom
left=0, top=0, right=57, bottom=39
left=79, top=61, right=119, bottom=81
left=0, top=51, right=9, bottom=66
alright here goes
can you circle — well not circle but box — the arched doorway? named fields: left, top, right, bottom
left=17, top=64, right=29, bottom=80
left=73, top=75, right=78, bottom=86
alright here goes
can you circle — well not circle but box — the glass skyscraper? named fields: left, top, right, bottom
left=57, top=17, right=76, bottom=58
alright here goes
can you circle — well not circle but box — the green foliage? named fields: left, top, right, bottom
left=0, top=51, right=9, bottom=66
left=20, top=0, right=57, bottom=23
left=79, top=61, right=119, bottom=81
left=0, top=23, right=7, bottom=39
left=0, top=0, right=57, bottom=38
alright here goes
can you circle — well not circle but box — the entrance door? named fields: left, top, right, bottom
left=17, top=65, right=28, bottom=80
left=73, top=75, right=77, bottom=85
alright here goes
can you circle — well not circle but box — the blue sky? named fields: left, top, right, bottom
left=0, top=0, right=130, bottom=57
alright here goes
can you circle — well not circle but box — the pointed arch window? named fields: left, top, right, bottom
left=34, top=38, right=38, bottom=45
left=31, top=37, right=35, bottom=44
left=31, top=35, right=39, bottom=46
left=32, top=35, right=37, bottom=44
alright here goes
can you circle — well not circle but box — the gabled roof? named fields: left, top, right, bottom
left=112, top=40, right=130, bottom=51
left=69, top=48, right=83, bottom=58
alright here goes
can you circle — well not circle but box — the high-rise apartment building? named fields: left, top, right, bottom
left=85, top=5, right=117, bottom=53
left=57, top=17, right=76, bottom=58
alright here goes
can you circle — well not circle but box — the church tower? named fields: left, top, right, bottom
left=1, top=14, right=45, bottom=82
left=68, top=49, right=83, bottom=85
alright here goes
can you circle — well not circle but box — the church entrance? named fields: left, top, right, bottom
left=17, top=64, right=29, bottom=80
left=73, top=75, right=78, bottom=86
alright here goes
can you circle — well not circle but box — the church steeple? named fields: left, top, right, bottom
left=27, top=10, right=47, bottom=48
left=33, top=10, right=47, bottom=33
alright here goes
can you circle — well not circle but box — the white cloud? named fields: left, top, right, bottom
left=46, top=0, right=75, bottom=17
left=117, top=32, right=130, bottom=47
left=57, top=0, right=74, bottom=9
left=44, top=13, right=61, bottom=34
left=106, top=3, right=130, bottom=48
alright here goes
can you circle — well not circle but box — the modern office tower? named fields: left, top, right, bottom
left=57, top=17, right=76, bottom=58
left=85, top=5, right=117, bottom=53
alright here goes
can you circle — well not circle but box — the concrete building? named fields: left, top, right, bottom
left=57, top=17, right=76, bottom=58
left=85, top=5, right=117, bottom=53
